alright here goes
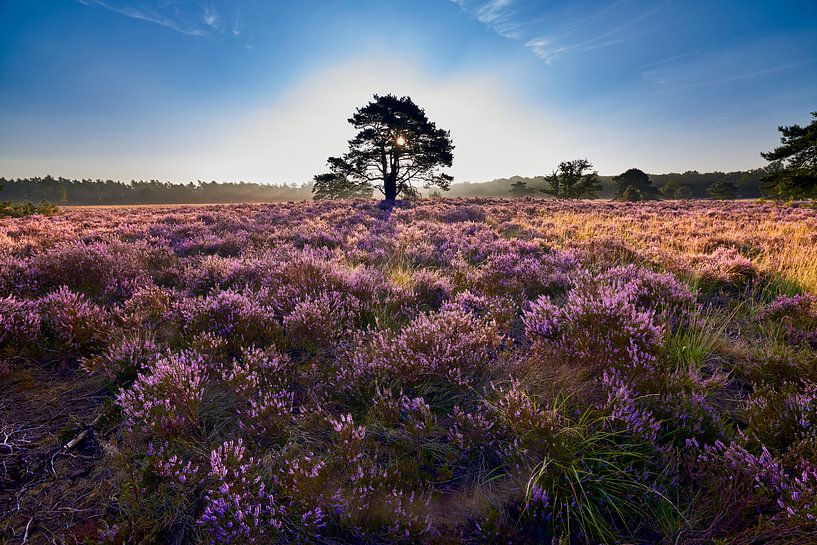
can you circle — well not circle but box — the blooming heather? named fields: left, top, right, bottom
left=2, top=198, right=817, bottom=544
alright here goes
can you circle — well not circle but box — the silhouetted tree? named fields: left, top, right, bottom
left=760, top=112, right=817, bottom=199
left=509, top=180, right=535, bottom=197
left=542, top=159, right=602, bottom=199
left=327, top=94, right=454, bottom=204
left=311, top=173, right=372, bottom=200
left=707, top=178, right=739, bottom=199
left=613, top=168, right=660, bottom=201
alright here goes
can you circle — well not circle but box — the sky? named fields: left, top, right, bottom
left=0, top=0, right=815, bottom=184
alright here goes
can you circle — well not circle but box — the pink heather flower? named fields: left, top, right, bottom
left=0, top=294, right=41, bottom=347
left=37, top=286, right=109, bottom=349
left=524, top=279, right=664, bottom=372
left=117, top=349, right=208, bottom=434
left=198, top=439, right=283, bottom=544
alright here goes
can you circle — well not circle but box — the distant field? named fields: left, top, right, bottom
left=2, top=198, right=816, bottom=544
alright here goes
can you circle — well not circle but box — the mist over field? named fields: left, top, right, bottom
left=2, top=1, right=817, bottom=544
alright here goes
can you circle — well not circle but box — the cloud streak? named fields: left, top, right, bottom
left=77, top=0, right=226, bottom=37
left=453, top=0, right=664, bottom=64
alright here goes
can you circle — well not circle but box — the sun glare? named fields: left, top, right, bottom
left=395, top=135, right=406, bottom=146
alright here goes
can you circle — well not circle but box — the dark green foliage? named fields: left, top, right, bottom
left=613, top=168, right=661, bottom=201
left=0, top=176, right=312, bottom=205
left=311, top=173, right=373, bottom=200
left=760, top=112, right=817, bottom=199
left=661, top=179, right=693, bottom=199
left=542, top=159, right=603, bottom=199
left=327, top=94, right=454, bottom=203
left=0, top=200, right=59, bottom=217
left=508, top=180, right=535, bottom=197
left=707, top=178, right=740, bottom=199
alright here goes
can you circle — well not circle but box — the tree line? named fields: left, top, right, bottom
left=503, top=163, right=783, bottom=201
left=2, top=104, right=814, bottom=205
left=312, top=96, right=815, bottom=202
left=0, top=178, right=313, bottom=205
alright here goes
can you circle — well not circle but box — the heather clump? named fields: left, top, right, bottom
left=174, top=290, right=281, bottom=352
left=355, top=308, right=503, bottom=391
left=523, top=277, right=664, bottom=373
left=3, top=199, right=817, bottom=544
left=759, top=293, right=817, bottom=346
left=117, top=349, right=209, bottom=435
left=37, top=286, right=111, bottom=354
left=467, top=249, right=579, bottom=301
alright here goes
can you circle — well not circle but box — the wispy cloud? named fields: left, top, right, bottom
left=453, top=0, right=523, bottom=38
left=649, top=58, right=817, bottom=91
left=203, top=2, right=220, bottom=29
left=77, top=0, right=224, bottom=37
left=526, top=5, right=661, bottom=63
left=641, top=33, right=817, bottom=93
left=453, top=0, right=665, bottom=63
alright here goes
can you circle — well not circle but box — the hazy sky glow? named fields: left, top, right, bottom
left=1, top=0, right=816, bottom=183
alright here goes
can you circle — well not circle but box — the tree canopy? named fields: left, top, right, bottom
left=659, top=179, right=692, bottom=199
left=613, top=168, right=661, bottom=201
left=326, top=94, right=454, bottom=203
left=311, top=173, right=372, bottom=200
left=760, top=112, right=817, bottom=199
left=542, top=159, right=602, bottom=199
left=707, top=178, right=739, bottom=199
left=509, top=180, right=536, bottom=197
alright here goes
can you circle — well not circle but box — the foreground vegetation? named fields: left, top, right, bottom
left=1, top=198, right=816, bottom=544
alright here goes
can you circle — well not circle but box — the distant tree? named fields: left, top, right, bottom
left=660, top=179, right=680, bottom=199
left=660, top=178, right=693, bottom=199
left=676, top=184, right=692, bottom=199
left=542, top=159, right=602, bottom=199
left=327, top=94, right=454, bottom=204
left=509, top=180, right=535, bottom=197
left=311, top=173, right=372, bottom=200
left=760, top=112, right=817, bottom=199
left=619, top=186, right=641, bottom=202
left=707, top=178, right=739, bottom=199
left=613, top=168, right=660, bottom=201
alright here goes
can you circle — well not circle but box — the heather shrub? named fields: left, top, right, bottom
left=222, top=346, right=295, bottom=444
left=468, top=250, right=579, bottom=301
left=355, top=308, right=504, bottom=393
left=759, top=293, right=817, bottom=346
left=3, top=200, right=816, bottom=544
left=37, top=286, right=110, bottom=353
left=117, top=349, right=209, bottom=436
left=0, top=294, right=41, bottom=350
left=282, top=291, right=361, bottom=354
left=440, top=204, right=487, bottom=223
left=184, top=255, right=240, bottom=294
left=602, top=264, right=697, bottom=320
left=441, top=290, right=518, bottom=332
left=408, top=269, right=453, bottom=310
left=682, top=437, right=817, bottom=535
left=198, top=439, right=283, bottom=544
left=175, top=290, right=281, bottom=352
left=488, top=380, right=565, bottom=465
left=81, top=335, right=159, bottom=385
left=745, top=382, right=817, bottom=453
left=524, top=279, right=664, bottom=373
left=30, top=240, right=168, bottom=303
left=680, top=246, right=759, bottom=289
left=120, top=285, right=179, bottom=333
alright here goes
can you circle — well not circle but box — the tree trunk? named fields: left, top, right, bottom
left=383, top=173, right=397, bottom=203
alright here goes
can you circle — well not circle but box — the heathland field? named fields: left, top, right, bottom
left=2, top=198, right=817, bottom=544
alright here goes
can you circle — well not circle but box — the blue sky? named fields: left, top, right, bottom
left=1, top=0, right=815, bottom=183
